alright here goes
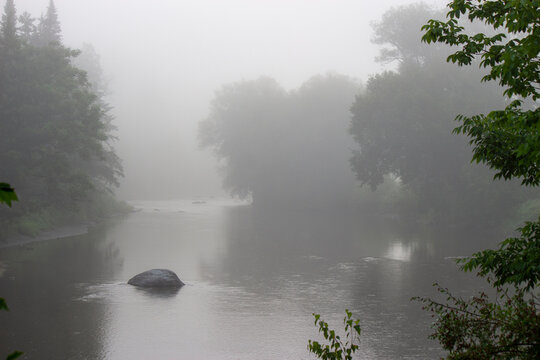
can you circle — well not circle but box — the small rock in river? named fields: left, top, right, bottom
left=127, top=269, right=184, bottom=288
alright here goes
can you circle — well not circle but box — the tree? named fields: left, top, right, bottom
left=36, top=0, right=61, bottom=47
left=199, top=77, right=287, bottom=201
left=371, top=3, right=443, bottom=64
left=71, top=43, right=123, bottom=190
left=277, top=74, right=361, bottom=209
left=18, top=12, right=36, bottom=45
left=73, top=43, right=109, bottom=97
left=422, top=0, right=540, bottom=186
left=199, top=74, right=360, bottom=209
left=0, top=2, right=122, bottom=236
left=349, top=4, right=526, bottom=226
left=415, top=1, right=540, bottom=358
left=414, top=283, right=539, bottom=359
left=0, top=0, right=16, bottom=49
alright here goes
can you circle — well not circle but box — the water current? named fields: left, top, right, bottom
left=0, top=199, right=500, bottom=359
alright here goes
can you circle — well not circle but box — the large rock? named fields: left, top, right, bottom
left=128, top=269, right=184, bottom=288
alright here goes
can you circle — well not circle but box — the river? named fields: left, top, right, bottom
left=0, top=199, right=500, bottom=359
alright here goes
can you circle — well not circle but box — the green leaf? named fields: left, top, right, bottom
left=308, top=311, right=362, bottom=359
left=0, top=183, right=18, bottom=207
left=0, top=298, right=8, bottom=311
left=6, top=351, right=23, bottom=360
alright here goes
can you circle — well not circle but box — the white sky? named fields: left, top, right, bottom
left=6, top=0, right=447, bottom=199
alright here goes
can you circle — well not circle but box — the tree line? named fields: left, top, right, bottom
left=0, top=0, right=123, bottom=238
left=199, top=74, right=361, bottom=210
left=200, top=4, right=534, bottom=229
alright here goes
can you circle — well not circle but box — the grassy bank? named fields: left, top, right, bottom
left=0, top=193, right=132, bottom=242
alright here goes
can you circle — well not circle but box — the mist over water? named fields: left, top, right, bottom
left=0, top=200, right=497, bottom=359
left=1, top=0, right=536, bottom=359
left=5, top=0, right=447, bottom=200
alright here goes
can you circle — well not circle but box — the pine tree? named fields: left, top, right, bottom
left=0, top=0, right=18, bottom=49
left=18, top=12, right=36, bottom=45
left=0, top=0, right=123, bottom=235
left=37, top=0, right=61, bottom=46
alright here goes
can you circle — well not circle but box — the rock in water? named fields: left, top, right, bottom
left=128, top=269, right=184, bottom=288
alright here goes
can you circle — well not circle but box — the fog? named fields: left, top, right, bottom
left=3, top=1, right=538, bottom=358
left=9, top=0, right=445, bottom=200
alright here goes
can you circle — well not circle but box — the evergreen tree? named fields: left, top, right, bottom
left=18, top=12, right=36, bottom=46
left=0, top=0, right=17, bottom=49
left=0, top=1, right=123, bottom=237
left=37, top=0, right=61, bottom=46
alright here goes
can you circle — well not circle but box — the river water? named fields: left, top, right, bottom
left=0, top=199, right=500, bottom=359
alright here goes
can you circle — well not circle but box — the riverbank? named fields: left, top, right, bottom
left=0, top=197, right=133, bottom=248
left=0, top=223, right=91, bottom=248
left=0, top=210, right=135, bottom=249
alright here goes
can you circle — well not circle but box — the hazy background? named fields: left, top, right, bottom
left=9, top=0, right=447, bottom=200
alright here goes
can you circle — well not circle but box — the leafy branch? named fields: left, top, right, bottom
left=458, top=217, right=540, bottom=291
left=308, top=310, right=361, bottom=360
left=0, top=181, right=22, bottom=359
left=413, top=284, right=540, bottom=359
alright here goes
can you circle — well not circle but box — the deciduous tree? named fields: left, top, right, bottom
left=350, top=4, right=526, bottom=225
left=200, top=74, right=360, bottom=209
left=416, top=1, right=540, bottom=358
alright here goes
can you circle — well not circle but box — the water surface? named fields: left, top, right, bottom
left=0, top=200, right=498, bottom=359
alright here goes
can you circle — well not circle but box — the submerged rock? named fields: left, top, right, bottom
left=128, top=269, right=184, bottom=288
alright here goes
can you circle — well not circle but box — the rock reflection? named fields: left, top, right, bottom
left=0, top=202, right=507, bottom=359
left=132, top=286, right=181, bottom=299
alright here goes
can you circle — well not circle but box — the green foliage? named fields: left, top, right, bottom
left=0, top=183, right=17, bottom=207
left=0, top=293, right=21, bottom=360
left=350, top=3, right=529, bottom=225
left=5, top=351, right=22, bottom=360
left=0, top=0, right=122, bottom=235
left=0, top=2, right=114, bottom=358
left=308, top=310, right=361, bottom=360
left=199, top=77, right=286, bottom=200
left=419, top=0, right=540, bottom=283
left=414, top=284, right=540, bottom=359
left=453, top=105, right=540, bottom=187
left=37, top=0, right=62, bottom=46
left=200, top=74, right=361, bottom=208
left=418, top=1, right=540, bottom=358
left=421, top=0, right=539, bottom=100
left=421, top=0, right=540, bottom=187
left=0, top=297, right=8, bottom=311
left=371, top=3, right=444, bottom=64
left=459, top=217, right=540, bottom=291
left=1, top=0, right=16, bottom=48
left=13, top=207, right=57, bottom=237
left=0, top=181, right=22, bottom=358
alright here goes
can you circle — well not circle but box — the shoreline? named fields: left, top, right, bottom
left=0, top=223, right=91, bottom=249
left=0, top=210, right=133, bottom=249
